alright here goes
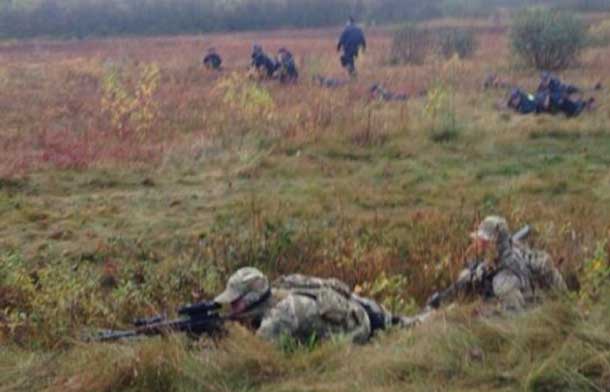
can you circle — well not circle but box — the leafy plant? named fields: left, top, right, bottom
left=218, top=72, right=275, bottom=122
left=424, top=82, right=460, bottom=143
left=358, top=272, right=417, bottom=315
left=101, top=63, right=161, bottom=137
left=437, top=28, right=477, bottom=59
left=510, top=8, right=586, bottom=70
left=588, top=19, right=610, bottom=47
left=389, top=24, right=432, bottom=65
left=579, top=241, right=610, bottom=309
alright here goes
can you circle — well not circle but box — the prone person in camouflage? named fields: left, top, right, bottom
left=465, top=216, right=567, bottom=312
left=214, top=267, right=400, bottom=344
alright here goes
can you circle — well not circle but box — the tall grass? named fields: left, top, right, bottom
left=1, top=27, right=610, bottom=391
left=2, top=296, right=610, bottom=391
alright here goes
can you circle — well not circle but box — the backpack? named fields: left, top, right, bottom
left=273, top=274, right=390, bottom=333
left=273, top=274, right=352, bottom=298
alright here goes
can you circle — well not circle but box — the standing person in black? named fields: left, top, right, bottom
left=337, top=17, right=366, bottom=77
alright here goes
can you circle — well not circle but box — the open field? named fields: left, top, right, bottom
left=2, top=20, right=610, bottom=391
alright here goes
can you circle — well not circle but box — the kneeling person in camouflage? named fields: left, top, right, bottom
left=469, top=216, right=566, bottom=311
left=214, top=267, right=396, bottom=344
left=428, top=216, right=566, bottom=313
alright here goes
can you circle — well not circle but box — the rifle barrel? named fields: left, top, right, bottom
left=93, top=314, right=224, bottom=342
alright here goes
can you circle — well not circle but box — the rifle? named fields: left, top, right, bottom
left=425, top=225, right=531, bottom=310
left=93, top=301, right=224, bottom=342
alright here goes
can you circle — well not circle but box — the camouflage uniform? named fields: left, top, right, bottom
left=468, top=216, right=567, bottom=312
left=215, top=268, right=393, bottom=344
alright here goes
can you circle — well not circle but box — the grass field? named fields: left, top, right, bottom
left=1, top=18, right=610, bottom=391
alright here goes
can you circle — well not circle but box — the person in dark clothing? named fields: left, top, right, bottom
left=508, top=87, right=593, bottom=117
left=508, top=88, right=543, bottom=114
left=276, top=48, right=298, bottom=84
left=337, top=17, right=366, bottom=77
left=251, top=44, right=278, bottom=78
left=536, top=72, right=579, bottom=114
left=537, top=72, right=579, bottom=98
left=203, top=48, right=222, bottom=71
left=554, top=97, right=592, bottom=117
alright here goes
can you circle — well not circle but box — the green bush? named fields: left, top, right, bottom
left=424, top=83, right=461, bottom=143
left=389, top=24, right=432, bottom=65
left=588, top=19, right=610, bottom=47
left=510, top=8, right=586, bottom=70
left=437, top=28, right=477, bottom=59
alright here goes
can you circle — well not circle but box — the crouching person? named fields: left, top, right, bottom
left=469, top=216, right=567, bottom=312
left=214, top=267, right=399, bottom=344
left=203, top=48, right=222, bottom=71
left=275, top=48, right=298, bottom=84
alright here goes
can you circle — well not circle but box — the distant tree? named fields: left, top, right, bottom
left=390, top=24, right=432, bottom=65
left=0, top=0, right=607, bottom=39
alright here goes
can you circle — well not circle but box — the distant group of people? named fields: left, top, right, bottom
left=203, top=17, right=366, bottom=83
left=205, top=19, right=599, bottom=116
left=508, top=72, right=596, bottom=118
left=486, top=72, right=599, bottom=118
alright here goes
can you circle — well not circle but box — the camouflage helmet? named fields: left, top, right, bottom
left=252, top=44, right=263, bottom=53
left=470, top=216, right=510, bottom=242
left=214, top=267, right=270, bottom=307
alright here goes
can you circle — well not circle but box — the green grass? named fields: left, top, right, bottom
left=2, top=297, right=610, bottom=391
left=2, top=28, right=610, bottom=391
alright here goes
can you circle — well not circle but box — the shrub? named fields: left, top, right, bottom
left=389, top=24, right=432, bottom=65
left=510, top=8, right=586, bottom=70
left=437, top=28, right=477, bottom=59
left=217, top=72, right=275, bottom=123
left=101, top=63, right=161, bottom=138
left=424, top=83, right=461, bottom=143
left=579, top=241, right=610, bottom=309
left=588, top=19, right=610, bottom=47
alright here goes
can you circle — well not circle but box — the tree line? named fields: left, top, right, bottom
left=0, top=0, right=608, bottom=39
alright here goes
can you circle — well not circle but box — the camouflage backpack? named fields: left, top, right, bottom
left=272, top=274, right=352, bottom=299
left=273, top=274, right=390, bottom=332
